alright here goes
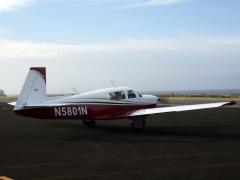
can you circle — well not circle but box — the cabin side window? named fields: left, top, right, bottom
left=127, top=90, right=137, bottom=99
left=109, top=91, right=126, bottom=100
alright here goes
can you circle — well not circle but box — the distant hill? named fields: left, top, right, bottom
left=143, top=89, right=240, bottom=96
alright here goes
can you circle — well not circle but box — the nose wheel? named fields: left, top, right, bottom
left=130, top=116, right=146, bottom=129
left=83, top=119, right=96, bottom=128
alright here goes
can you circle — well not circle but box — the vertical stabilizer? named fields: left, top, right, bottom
left=15, top=67, right=47, bottom=110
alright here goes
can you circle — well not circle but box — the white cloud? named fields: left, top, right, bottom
left=0, top=37, right=240, bottom=59
left=0, top=0, right=188, bottom=13
left=124, top=0, right=188, bottom=8
left=0, top=0, right=34, bottom=12
left=51, top=0, right=189, bottom=8
left=75, top=0, right=189, bottom=8
left=1, top=37, right=240, bottom=94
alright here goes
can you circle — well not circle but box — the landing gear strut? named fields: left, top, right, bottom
left=83, top=119, right=96, bottom=128
left=130, top=116, right=146, bottom=129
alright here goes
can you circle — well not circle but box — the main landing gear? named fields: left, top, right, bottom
left=83, top=116, right=146, bottom=130
left=130, top=116, right=146, bottom=129
left=83, top=119, right=96, bottom=128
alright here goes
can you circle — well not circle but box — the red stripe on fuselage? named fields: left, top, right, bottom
left=14, top=104, right=156, bottom=120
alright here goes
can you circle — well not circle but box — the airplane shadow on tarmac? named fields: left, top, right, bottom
left=58, top=122, right=240, bottom=143
left=96, top=125, right=240, bottom=138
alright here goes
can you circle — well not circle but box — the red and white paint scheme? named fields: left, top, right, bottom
left=9, top=67, right=235, bottom=129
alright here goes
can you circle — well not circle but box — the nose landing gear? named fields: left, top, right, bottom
left=130, top=116, right=146, bottom=129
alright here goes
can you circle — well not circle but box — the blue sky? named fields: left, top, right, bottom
left=0, top=0, right=240, bottom=94
left=1, top=0, right=240, bottom=42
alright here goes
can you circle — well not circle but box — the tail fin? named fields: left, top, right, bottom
left=15, top=67, right=47, bottom=110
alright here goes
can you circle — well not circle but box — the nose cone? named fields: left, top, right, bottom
left=143, top=95, right=159, bottom=105
left=153, top=95, right=160, bottom=104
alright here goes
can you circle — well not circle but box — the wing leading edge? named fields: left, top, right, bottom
left=130, top=101, right=236, bottom=117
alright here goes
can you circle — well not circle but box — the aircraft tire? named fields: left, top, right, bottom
left=130, top=116, right=146, bottom=129
left=83, top=119, right=96, bottom=128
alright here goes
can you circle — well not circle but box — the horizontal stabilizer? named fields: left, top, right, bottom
left=21, top=103, right=86, bottom=109
left=8, top=102, right=16, bottom=106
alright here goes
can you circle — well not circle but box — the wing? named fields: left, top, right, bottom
left=129, top=101, right=235, bottom=117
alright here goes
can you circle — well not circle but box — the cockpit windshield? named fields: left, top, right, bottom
left=109, top=91, right=126, bottom=100
left=127, top=90, right=137, bottom=99
left=138, top=92, right=143, bottom=97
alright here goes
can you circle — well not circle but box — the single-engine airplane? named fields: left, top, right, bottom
left=9, top=67, right=235, bottom=129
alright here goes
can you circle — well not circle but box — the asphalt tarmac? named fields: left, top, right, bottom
left=0, top=102, right=240, bottom=180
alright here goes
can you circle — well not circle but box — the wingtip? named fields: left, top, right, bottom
left=224, top=101, right=236, bottom=106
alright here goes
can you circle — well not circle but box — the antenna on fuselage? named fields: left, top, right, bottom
left=72, top=87, right=79, bottom=94
left=110, top=80, right=117, bottom=87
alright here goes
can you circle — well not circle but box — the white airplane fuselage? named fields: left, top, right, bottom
left=15, top=86, right=159, bottom=120
left=11, top=67, right=235, bottom=129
